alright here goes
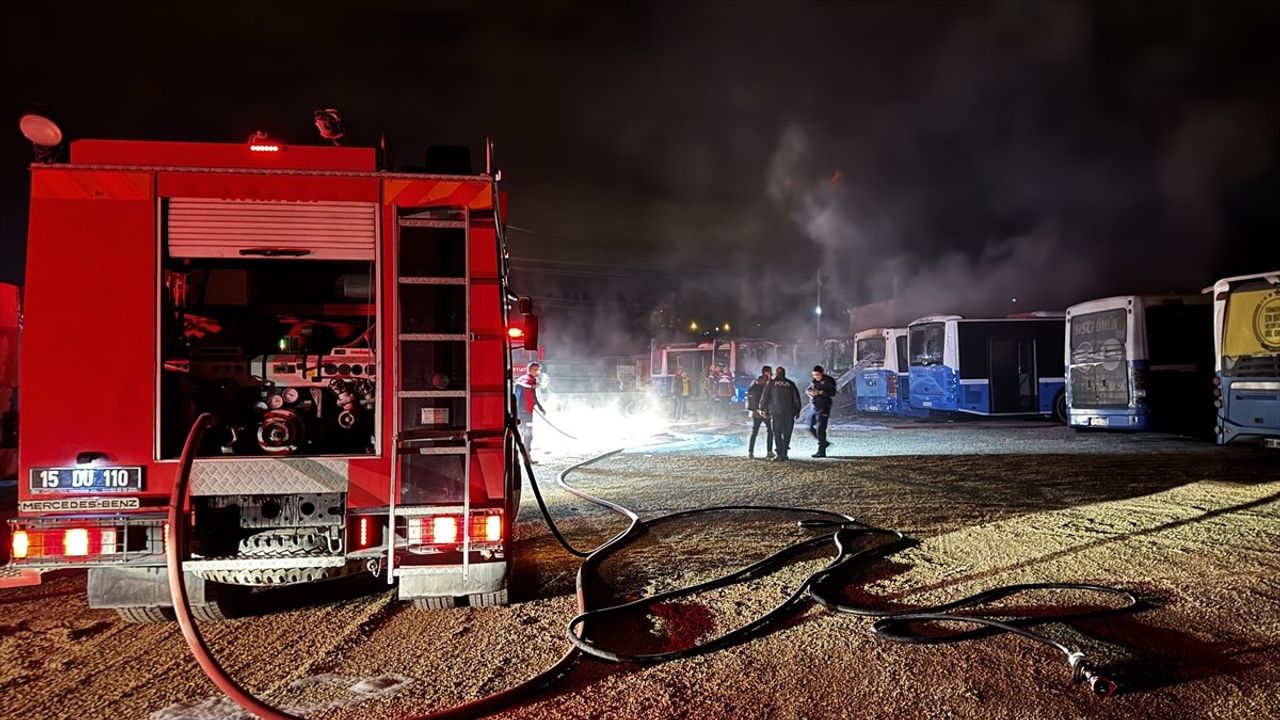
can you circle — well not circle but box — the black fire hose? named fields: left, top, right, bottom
left=167, top=413, right=1132, bottom=720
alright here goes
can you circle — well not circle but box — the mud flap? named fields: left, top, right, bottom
left=397, top=561, right=507, bottom=601
left=87, top=566, right=214, bottom=609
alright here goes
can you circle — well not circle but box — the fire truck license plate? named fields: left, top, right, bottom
left=29, top=467, right=143, bottom=493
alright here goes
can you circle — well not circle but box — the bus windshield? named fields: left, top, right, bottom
left=909, top=323, right=945, bottom=366
left=855, top=337, right=886, bottom=365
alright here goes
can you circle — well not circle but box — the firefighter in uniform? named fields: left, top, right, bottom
left=807, top=364, right=837, bottom=458
left=761, top=366, right=802, bottom=461
left=745, top=365, right=774, bottom=459
left=514, top=362, right=545, bottom=463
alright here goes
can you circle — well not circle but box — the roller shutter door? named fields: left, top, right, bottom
left=167, top=198, right=376, bottom=260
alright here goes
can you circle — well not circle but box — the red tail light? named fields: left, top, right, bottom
left=352, top=516, right=385, bottom=550
left=407, top=512, right=503, bottom=547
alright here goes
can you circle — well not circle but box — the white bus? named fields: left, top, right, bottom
left=1065, top=295, right=1213, bottom=433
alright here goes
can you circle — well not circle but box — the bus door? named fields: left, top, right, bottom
left=989, top=337, right=1037, bottom=413
left=1144, top=303, right=1214, bottom=434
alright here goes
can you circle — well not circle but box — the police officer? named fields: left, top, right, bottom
left=761, top=366, right=802, bottom=461
left=745, top=365, right=774, bottom=459
left=807, top=364, right=837, bottom=458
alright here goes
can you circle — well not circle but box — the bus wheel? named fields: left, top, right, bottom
left=1052, top=390, right=1068, bottom=424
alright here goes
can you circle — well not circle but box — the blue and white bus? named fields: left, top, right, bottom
left=1065, top=295, right=1213, bottom=433
left=852, top=328, right=923, bottom=416
left=907, top=314, right=1067, bottom=420
left=1208, top=271, right=1280, bottom=446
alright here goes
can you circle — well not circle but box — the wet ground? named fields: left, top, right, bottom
left=1, top=416, right=1278, bottom=720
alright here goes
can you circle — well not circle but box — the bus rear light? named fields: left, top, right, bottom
left=11, top=530, right=29, bottom=560
left=64, top=528, right=90, bottom=557
left=1213, top=387, right=1222, bottom=399
left=1212, top=376, right=1221, bottom=386
left=886, top=373, right=898, bottom=395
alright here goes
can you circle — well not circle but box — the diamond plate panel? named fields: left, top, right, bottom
left=190, top=458, right=349, bottom=496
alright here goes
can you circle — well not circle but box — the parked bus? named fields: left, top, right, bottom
left=1065, top=295, right=1214, bottom=433
left=851, top=328, right=922, bottom=416
left=907, top=313, right=1067, bottom=421
left=1208, top=271, right=1280, bottom=446
left=821, top=336, right=855, bottom=377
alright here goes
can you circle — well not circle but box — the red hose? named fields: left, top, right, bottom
left=165, top=413, right=585, bottom=719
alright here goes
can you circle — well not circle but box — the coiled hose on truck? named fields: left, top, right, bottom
left=166, top=413, right=1136, bottom=719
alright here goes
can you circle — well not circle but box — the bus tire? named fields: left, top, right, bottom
left=1052, top=390, right=1068, bottom=424
left=116, top=606, right=174, bottom=624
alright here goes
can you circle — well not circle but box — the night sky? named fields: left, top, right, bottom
left=3, top=1, right=1279, bottom=349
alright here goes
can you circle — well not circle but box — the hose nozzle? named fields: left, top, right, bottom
left=1068, top=652, right=1116, bottom=697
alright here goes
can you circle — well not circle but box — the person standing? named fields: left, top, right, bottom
left=745, top=365, right=774, bottom=459
left=761, top=366, right=802, bottom=461
left=807, top=364, right=837, bottom=458
left=672, top=367, right=691, bottom=421
left=514, top=362, right=545, bottom=463
left=716, top=366, right=734, bottom=420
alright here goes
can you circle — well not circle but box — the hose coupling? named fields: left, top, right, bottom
left=1067, top=651, right=1116, bottom=697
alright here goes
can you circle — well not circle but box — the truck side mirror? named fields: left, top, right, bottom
left=517, top=296, right=533, bottom=314
left=522, top=313, right=538, bottom=351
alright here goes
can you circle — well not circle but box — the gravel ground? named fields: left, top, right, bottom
left=1, top=419, right=1278, bottom=720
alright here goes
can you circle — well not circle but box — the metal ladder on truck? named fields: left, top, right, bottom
left=387, top=204, right=478, bottom=608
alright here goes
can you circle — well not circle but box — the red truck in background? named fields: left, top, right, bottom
left=6, top=133, right=534, bottom=619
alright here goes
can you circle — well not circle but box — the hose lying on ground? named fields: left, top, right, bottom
left=166, top=412, right=1134, bottom=720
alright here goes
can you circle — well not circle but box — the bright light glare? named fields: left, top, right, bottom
left=12, top=530, right=29, bottom=560
left=64, top=528, right=90, bottom=557
left=724, top=322, right=731, bottom=331
left=250, top=144, right=281, bottom=152
left=508, top=327, right=524, bottom=338
left=432, top=516, right=459, bottom=545
left=532, top=396, right=670, bottom=456
left=484, top=514, right=502, bottom=542
left=689, top=322, right=698, bottom=331
left=815, top=306, right=823, bottom=315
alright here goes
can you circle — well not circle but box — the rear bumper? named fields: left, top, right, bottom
left=1069, top=408, right=1148, bottom=430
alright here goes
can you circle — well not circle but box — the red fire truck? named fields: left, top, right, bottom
left=6, top=128, right=533, bottom=619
